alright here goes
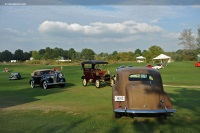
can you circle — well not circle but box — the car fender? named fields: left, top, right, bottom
left=29, top=78, right=35, bottom=84
left=96, top=76, right=101, bottom=80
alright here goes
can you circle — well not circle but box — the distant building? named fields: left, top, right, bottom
left=57, top=59, right=72, bottom=62
left=136, top=56, right=146, bottom=63
left=11, top=60, right=17, bottom=63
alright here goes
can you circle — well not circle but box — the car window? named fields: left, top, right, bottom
left=129, top=74, right=153, bottom=81
left=83, top=64, right=92, bottom=69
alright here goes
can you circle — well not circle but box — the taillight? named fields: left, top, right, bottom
left=166, top=105, right=171, bottom=109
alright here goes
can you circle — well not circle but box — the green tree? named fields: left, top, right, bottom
left=61, top=50, right=69, bottom=59
left=145, top=45, right=164, bottom=63
left=196, top=27, right=200, bottom=48
left=31, top=51, right=41, bottom=60
left=179, top=29, right=196, bottom=50
left=39, top=49, right=46, bottom=55
left=13, top=49, right=24, bottom=61
left=23, top=52, right=31, bottom=60
left=109, top=51, right=119, bottom=61
left=0, top=50, right=13, bottom=62
left=43, top=47, right=54, bottom=59
left=52, top=47, right=62, bottom=59
left=68, top=48, right=76, bottom=60
left=134, top=49, right=142, bottom=55
left=81, top=48, right=95, bottom=60
left=182, top=50, right=196, bottom=61
left=112, top=51, right=118, bottom=56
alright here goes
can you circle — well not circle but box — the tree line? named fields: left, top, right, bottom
left=0, top=28, right=200, bottom=63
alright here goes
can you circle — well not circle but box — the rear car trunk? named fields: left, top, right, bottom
left=126, top=81, right=162, bottom=110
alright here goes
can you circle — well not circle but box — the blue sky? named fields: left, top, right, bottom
left=0, top=4, right=200, bottom=53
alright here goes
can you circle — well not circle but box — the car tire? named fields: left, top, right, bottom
left=82, top=78, right=87, bottom=86
left=60, top=84, right=65, bottom=88
left=30, top=81, right=35, bottom=88
left=95, top=80, right=100, bottom=88
left=114, top=112, right=122, bottom=119
left=43, top=81, right=48, bottom=89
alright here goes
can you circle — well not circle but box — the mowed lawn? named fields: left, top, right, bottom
left=0, top=61, right=200, bottom=133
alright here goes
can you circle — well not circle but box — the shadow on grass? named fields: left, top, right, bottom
left=0, top=82, right=75, bottom=109
left=129, top=87, right=200, bottom=132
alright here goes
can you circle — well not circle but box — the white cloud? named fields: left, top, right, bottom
left=38, top=20, right=162, bottom=36
left=161, top=32, right=180, bottom=39
left=150, top=19, right=159, bottom=23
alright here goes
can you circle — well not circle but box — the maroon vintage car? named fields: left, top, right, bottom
left=81, top=60, right=115, bottom=88
left=112, top=67, right=176, bottom=119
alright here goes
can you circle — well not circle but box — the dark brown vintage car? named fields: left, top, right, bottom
left=81, top=60, right=115, bottom=88
left=112, top=67, right=176, bottom=118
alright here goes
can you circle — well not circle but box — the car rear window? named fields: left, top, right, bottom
left=129, top=74, right=153, bottom=81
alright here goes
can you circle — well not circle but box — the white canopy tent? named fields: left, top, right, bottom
left=136, top=56, right=146, bottom=63
left=153, top=54, right=171, bottom=65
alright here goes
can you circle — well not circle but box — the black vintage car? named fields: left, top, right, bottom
left=81, top=60, right=115, bottom=88
left=29, top=69, right=66, bottom=89
left=9, top=72, right=21, bottom=80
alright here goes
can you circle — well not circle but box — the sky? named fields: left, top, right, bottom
left=0, top=0, right=200, bottom=54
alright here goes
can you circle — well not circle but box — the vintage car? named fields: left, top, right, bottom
left=152, top=64, right=163, bottom=69
left=81, top=60, right=115, bottom=88
left=9, top=72, right=21, bottom=80
left=145, top=64, right=153, bottom=68
left=112, top=67, right=176, bottom=119
left=195, top=61, right=200, bottom=67
left=29, top=69, right=66, bottom=89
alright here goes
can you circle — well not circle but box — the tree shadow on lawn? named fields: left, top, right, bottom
left=0, top=82, right=75, bottom=109
left=129, top=88, right=200, bottom=133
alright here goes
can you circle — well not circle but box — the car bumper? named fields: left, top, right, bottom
left=9, top=77, right=18, bottom=80
left=114, top=108, right=176, bottom=114
left=47, top=82, right=66, bottom=85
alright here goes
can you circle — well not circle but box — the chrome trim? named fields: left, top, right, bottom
left=47, top=82, right=66, bottom=85
left=114, top=108, right=176, bottom=114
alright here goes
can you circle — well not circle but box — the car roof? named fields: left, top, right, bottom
left=117, top=67, right=162, bottom=82
left=117, top=67, right=160, bottom=75
left=81, top=60, right=108, bottom=65
left=116, top=67, right=163, bottom=90
left=31, top=69, right=53, bottom=76
left=11, top=72, right=20, bottom=74
left=32, top=69, right=53, bottom=72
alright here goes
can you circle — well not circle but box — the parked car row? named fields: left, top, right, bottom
left=7, top=60, right=176, bottom=119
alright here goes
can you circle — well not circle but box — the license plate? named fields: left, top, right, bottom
left=115, top=96, right=125, bottom=101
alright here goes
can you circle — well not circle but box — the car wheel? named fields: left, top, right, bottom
left=30, top=81, right=35, bottom=88
left=43, top=81, right=48, bottom=89
left=82, top=78, right=87, bottom=86
left=60, top=84, right=65, bottom=88
left=114, top=112, right=122, bottom=119
left=157, top=115, right=167, bottom=122
left=95, top=80, right=100, bottom=88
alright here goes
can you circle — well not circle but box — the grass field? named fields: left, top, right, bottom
left=0, top=61, right=200, bottom=133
